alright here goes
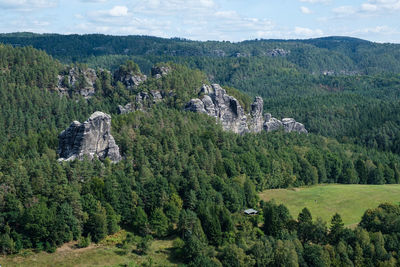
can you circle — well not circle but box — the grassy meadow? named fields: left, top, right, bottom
left=0, top=231, right=180, bottom=267
left=259, top=184, right=400, bottom=227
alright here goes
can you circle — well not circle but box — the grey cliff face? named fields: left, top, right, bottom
left=281, top=118, right=308, bottom=133
left=114, top=70, right=147, bottom=89
left=185, top=84, right=308, bottom=135
left=186, top=84, right=249, bottom=134
left=249, top=97, right=264, bottom=133
left=264, top=115, right=283, bottom=132
left=56, top=67, right=98, bottom=99
left=58, top=111, right=121, bottom=163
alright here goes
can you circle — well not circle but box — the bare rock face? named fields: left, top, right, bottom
left=58, top=111, right=121, bottom=162
left=264, top=114, right=283, bottom=132
left=114, top=70, right=147, bottom=89
left=185, top=98, right=207, bottom=113
left=117, top=90, right=167, bottom=114
left=281, top=118, right=308, bottom=133
left=56, top=67, right=98, bottom=99
left=186, top=84, right=308, bottom=135
left=249, top=97, right=264, bottom=133
left=186, top=84, right=249, bottom=134
left=151, top=65, right=172, bottom=79
left=118, top=103, right=135, bottom=115
left=265, top=48, right=290, bottom=57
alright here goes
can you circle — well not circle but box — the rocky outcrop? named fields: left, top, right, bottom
left=117, top=90, right=171, bottom=114
left=56, top=67, right=98, bottom=98
left=185, top=84, right=307, bottom=135
left=118, top=102, right=135, bottom=115
left=263, top=114, right=283, bottom=132
left=281, top=118, right=308, bottom=133
left=265, top=48, right=290, bottom=57
left=58, top=111, right=121, bottom=163
left=114, top=70, right=147, bottom=89
left=250, top=97, right=264, bottom=133
left=186, top=84, right=249, bottom=134
left=263, top=115, right=307, bottom=133
left=151, top=65, right=171, bottom=79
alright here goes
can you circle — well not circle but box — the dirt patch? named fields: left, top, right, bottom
left=56, top=241, right=97, bottom=253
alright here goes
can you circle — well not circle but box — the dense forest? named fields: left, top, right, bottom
left=1, top=35, right=400, bottom=266
left=2, top=33, right=400, bottom=155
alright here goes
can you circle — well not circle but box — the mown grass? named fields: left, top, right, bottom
left=259, top=184, right=400, bottom=227
left=0, top=231, right=180, bottom=267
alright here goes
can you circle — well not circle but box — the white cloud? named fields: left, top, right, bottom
left=361, top=0, right=400, bottom=12
left=332, top=5, right=356, bottom=15
left=300, top=6, right=312, bottom=14
left=361, top=3, right=378, bottom=11
left=294, top=26, right=323, bottom=37
left=81, top=2, right=282, bottom=41
left=0, top=0, right=57, bottom=10
left=333, top=0, right=400, bottom=17
left=32, top=20, right=50, bottom=26
left=351, top=25, right=398, bottom=35
left=214, top=10, right=239, bottom=19
left=75, top=17, right=173, bottom=38
left=133, top=0, right=217, bottom=15
left=109, top=6, right=128, bottom=17
left=88, top=5, right=129, bottom=19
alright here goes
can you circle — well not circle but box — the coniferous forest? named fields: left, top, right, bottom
left=1, top=35, right=400, bottom=266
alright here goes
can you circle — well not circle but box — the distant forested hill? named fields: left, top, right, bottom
left=1, top=33, right=400, bottom=74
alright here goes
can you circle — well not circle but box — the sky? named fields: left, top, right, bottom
left=0, top=0, right=400, bottom=43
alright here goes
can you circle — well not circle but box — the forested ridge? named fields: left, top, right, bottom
left=3, top=33, right=400, bottom=154
left=1, top=37, right=400, bottom=266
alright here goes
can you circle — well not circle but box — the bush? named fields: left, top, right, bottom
left=136, top=235, right=153, bottom=255
left=77, top=235, right=91, bottom=248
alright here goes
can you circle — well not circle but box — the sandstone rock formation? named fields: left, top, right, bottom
left=151, top=65, right=171, bottom=79
left=186, top=84, right=249, bottom=134
left=117, top=90, right=167, bottom=114
left=281, top=118, right=308, bottom=133
left=55, top=67, right=97, bottom=99
left=185, top=84, right=307, bottom=135
left=58, top=111, right=121, bottom=162
left=114, top=70, right=147, bottom=89
left=249, top=97, right=264, bottom=133
left=265, top=48, right=290, bottom=57
left=56, top=67, right=98, bottom=98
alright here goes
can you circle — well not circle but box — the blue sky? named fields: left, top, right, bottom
left=0, top=0, right=399, bottom=43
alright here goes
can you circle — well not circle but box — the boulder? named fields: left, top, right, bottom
left=58, top=111, right=121, bottom=163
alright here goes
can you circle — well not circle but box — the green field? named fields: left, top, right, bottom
left=259, top=184, right=400, bottom=227
left=0, top=231, right=180, bottom=267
